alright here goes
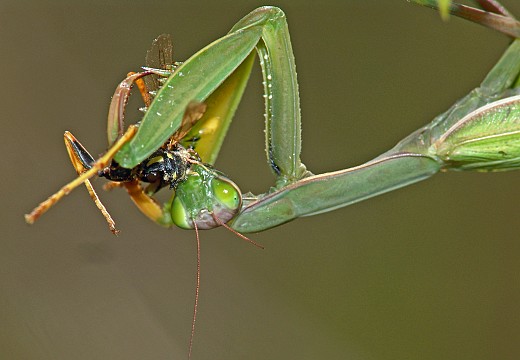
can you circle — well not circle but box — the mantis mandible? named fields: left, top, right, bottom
left=24, top=0, right=520, bottom=357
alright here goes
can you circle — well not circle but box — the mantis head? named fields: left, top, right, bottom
left=170, top=163, right=242, bottom=230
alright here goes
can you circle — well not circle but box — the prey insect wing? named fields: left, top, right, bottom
left=143, top=34, right=174, bottom=105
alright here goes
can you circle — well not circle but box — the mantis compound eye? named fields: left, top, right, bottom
left=170, top=166, right=242, bottom=230
left=211, top=178, right=241, bottom=213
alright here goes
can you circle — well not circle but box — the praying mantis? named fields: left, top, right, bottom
left=23, top=0, right=520, bottom=358
left=25, top=0, right=520, bottom=234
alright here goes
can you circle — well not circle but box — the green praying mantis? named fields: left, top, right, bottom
left=24, top=0, right=520, bottom=234
left=24, top=0, right=520, bottom=357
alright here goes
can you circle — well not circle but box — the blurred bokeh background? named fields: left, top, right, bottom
left=1, top=1, right=519, bottom=359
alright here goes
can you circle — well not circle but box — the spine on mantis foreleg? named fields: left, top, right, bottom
left=231, top=7, right=310, bottom=185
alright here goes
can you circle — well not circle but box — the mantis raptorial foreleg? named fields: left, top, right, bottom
left=113, top=7, right=310, bottom=185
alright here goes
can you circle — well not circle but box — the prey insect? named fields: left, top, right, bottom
left=26, top=35, right=246, bottom=236
left=25, top=0, right=520, bottom=358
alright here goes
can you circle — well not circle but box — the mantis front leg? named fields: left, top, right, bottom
left=113, top=7, right=309, bottom=185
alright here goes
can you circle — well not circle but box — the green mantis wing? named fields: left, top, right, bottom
left=113, top=27, right=262, bottom=168
left=179, top=52, right=255, bottom=165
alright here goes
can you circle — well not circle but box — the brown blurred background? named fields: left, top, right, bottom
left=1, top=1, right=520, bottom=359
